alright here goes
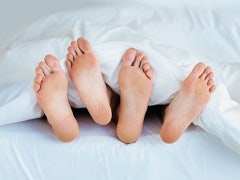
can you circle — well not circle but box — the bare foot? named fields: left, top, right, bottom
left=65, top=37, right=112, bottom=125
left=33, top=55, right=79, bottom=142
left=116, top=48, right=153, bottom=143
left=160, top=62, right=216, bottom=143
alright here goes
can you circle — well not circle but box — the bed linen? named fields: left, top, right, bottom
left=0, top=0, right=240, bottom=179
left=1, top=110, right=240, bottom=180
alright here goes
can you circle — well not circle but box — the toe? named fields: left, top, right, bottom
left=33, top=83, right=41, bottom=93
left=71, top=41, right=82, bottom=55
left=200, top=66, right=212, bottom=80
left=77, top=37, right=92, bottom=54
left=122, top=48, right=137, bottom=66
left=66, top=53, right=73, bottom=71
left=39, top=61, right=50, bottom=75
left=133, top=52, right=144, bottom=67
left=146, top=69, right=153, bottom=80
left=44, top=54, right=61, bottom=72
left=65, top=60, right=72, bottom=72
left=141, top=57, right=152, bottom=80
left=35, top=67, right=44, bottom=77
left=207, top=79, right=214, bottom=86
left=34, top=74, right=43, bottom=84
left=68, top=46, right=77, bottom=57
left=142, top=63, right=151, bottom=73
left=205, top=72, right=214, bottom=81
left=67, top=53, right=74, bottom=63
left=140, top=57, right=147, bottom=69
left=209, top=85, right=216, bottom=93
left=33, top=74, right=43, bottom=93
left=191, top=62, right=206, bottom=78
left=66, top=53, right=74, bottom=63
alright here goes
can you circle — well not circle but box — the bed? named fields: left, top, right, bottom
left=1, top=0, right=240, bottom=179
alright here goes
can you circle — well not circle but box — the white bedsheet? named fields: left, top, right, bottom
left=1, top=111, right=240, bottom=180
left=0, top=0, right=240, bottom=179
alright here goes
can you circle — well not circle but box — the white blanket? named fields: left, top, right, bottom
left=0, top=2, right=240, bottom=154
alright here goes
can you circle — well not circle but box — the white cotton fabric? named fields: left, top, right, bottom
left=0, top=0, right=240, bottom=154
left=1, top=112, right=240, bottom=180
left=0, top=1, right=240, bottom=179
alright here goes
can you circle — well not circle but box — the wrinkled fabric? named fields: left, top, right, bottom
left=0, top=1, right=240, bottom=179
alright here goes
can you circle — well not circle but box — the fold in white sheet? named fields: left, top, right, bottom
left=0, top=2, right=240, bottom=155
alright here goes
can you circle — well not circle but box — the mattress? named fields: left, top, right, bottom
left=0, top=0, right=240, bottom=179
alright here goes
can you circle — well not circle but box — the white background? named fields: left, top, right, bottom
left=1, top=0, right=239, bottom=52
left=0, top=0, right=102, bottom=52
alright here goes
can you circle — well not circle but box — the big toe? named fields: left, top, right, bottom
left=44, top=54, right=61, bottom=72
left=77, top=37, right=92, bottom=54
left=191, top=62, right=206, bottom=78
left=122, top=48, right=137, bottom=66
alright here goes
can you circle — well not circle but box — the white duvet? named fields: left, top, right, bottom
left=0, top=2, right=240, bottom=154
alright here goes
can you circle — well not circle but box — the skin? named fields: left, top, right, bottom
left=66, top=39, right=154, bottom=144
left=33, top=37, right=216, bottom=144
left=160, top=62, right=216, bottom=143
left=33, top=55, right=79, bottom=142
left=33, top=38, right=116, bottom=142
left=116, top=48, right=153, bottom=143
left=65, top=38, right=112, bottom=125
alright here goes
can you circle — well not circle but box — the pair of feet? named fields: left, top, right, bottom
left=33, top=37, right=216, bottom=143
left=33, top=38, right=152, bottom=142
